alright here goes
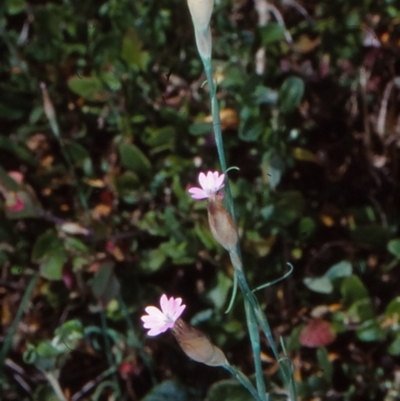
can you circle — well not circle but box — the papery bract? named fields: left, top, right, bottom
left=141, top=295, right=186, bottom=336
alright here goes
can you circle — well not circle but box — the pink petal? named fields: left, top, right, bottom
left=188, top=187, right=208, bottom=199
left=198, top=172, right=207, bottom=189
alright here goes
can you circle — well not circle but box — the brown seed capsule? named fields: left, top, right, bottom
left=207, top=194, right=238, bottom=251
left=171, top=319, right=227, bottom=367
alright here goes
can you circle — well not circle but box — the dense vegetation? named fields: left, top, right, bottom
left=1, top=0, right=400, bottom=400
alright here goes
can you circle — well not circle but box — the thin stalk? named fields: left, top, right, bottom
left=223, top=363, right=264, bottom=401
left=245, top=300, right=267, bottom=400
left=0, top=272, right=39, bottom=373
left=201, top=57, right=236, bottom=222
left=43, top=371, right=68, bottom=401
left=99, top=310, right=122, bottom=398
left=117, top=293, right=156, bottom=385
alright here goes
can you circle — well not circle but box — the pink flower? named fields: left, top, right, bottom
left=141, top=295, right=186, bottom=336
left=5, top=194, right=25, bottom=212
left=188, top=171, right=225, bottom=200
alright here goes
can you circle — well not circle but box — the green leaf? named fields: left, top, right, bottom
left=91, top=262, right=120, bottom=304
left=32, top=229, right=63, bottom=262
left=68, top=76, right=107, bottom=102
left=303, top=276, right=333, bottom=294
left=347, top=298, right=374, bottom=322
left=350, top=224, right=390, bottom=248
left=317, top=347, right=333, bottom=383
left=387, top=239, right=400, bottom=258
left=118, top=143, right=151, bottom=178
left=279, top=77, right=305, bottom=113
left=266, top=154, right=285, bottom=190
left=385, top=297, right=400, bottom=318
left=0, top=136, right=36, bottom=165
left=40, top=249, right=66, bottom=280
left=325, top=260, right=352, bottom=280
left=206, top=271, right=232, bottom=310
left=238, top=116, right=263, bottom=142
left=388, top=333, right=400, bottom=356
left=340, top=275, right=369, bottom=306
left=142, top=380, right=191, bottom=401
left=189, top=122, right=212, bottom=136
left=298, top=217, right=316, bottom=239
left=121, top=28, right=144, bottom=70
left=259, top=23, right=286, bottom=45
left=7, top=0, right=26, bottom=15
left=140, top=248, right=167, bottom=273
left=143, top=126, right=176, bottom=148
left=207, top=379, right=254, bottom=401
left=356, top=319, right=386, bottom=342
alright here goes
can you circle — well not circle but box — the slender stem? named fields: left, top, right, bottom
left=99, top=310, right=122, bottom=397
left=43, top=371, right=68, bottom=401
left=0, top=272, right=39, bottom=372
left=224, top=363, right=264, bottom=401
left=245, top=300, right=267, bottom=400
left=202, top=57, right=236, bottom=222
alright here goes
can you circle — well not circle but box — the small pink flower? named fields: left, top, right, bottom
left=141, top=294, right=186, bottom=336
left=6, top=194, right=25, bottom=212
left=188, top=171, right=225, bottom=200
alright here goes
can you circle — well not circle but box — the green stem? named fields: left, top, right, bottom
left=245, top=300, right=267, bottom=400
left=99, top=310, right=122, bottom=397
left=43, top=371, right=68, bottom=401
left=0, top=272, right=39, bottom=372
left=224, top=363, right=264, bottom=401
left=201, top=56, right=236, bottom=222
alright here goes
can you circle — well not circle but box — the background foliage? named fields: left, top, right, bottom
left=1, top=0, right=400, bottom=400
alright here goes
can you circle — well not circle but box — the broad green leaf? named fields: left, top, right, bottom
left=356, top=319, right=386, bottom=342
left=279, top=76, right=305, bottom=113
left=207, top=271, right=232, bottom=310
left=32, top=229, right=63, bottom=262
left=341, top=275, right=369, bottom=306
left=303, top=276, right=333, bottom=294
left=385, top=297, right=400, bottom=318
left=121, top=28, right=144, bottom=69
left=118, top=143, right=151, bottom=177
left=140, top=248, right=167, bottom=273
left=115, top=171, right=141, bottom=203
left=259, top=23, right=286, bottom=45
left=0, top=136, right=36, bottom=165
left=189, top=122, right=212, bottom=136
left=388, top=333, right=400, bottom=356
left=325, top=260, right=352, bottom=280
left=142, top=380, right=191, bottom=401
left=317, top=347, right=333, bottom=383
left=68, top=76, right=107, bottom=102
left=143, top=126, right=176, bottom=148
left=207, top=379, right=254, bottom=401
left=238, top=116, right=263, bottom=142
left=40, top=249, right=66, bottom=280
left=387, top=239, right=400, bottom=258
left=266, top=154, right=285, bottom=190
left=298, top=216, right=316, bottom=239
left=347, top=298, right=374, bottom=322
left=91, top=262, right=120, bottom=304
left=350, top=224, right=390, bottom=248
left=7, top=0, right=26, bottom=15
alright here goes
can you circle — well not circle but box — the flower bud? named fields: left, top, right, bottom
left=171, top=319, right=227, bottom=367
left=187, top=0, right=214, bottom=32
left=186, top=0, right=214, bottom=59
left=207, top=194, right=238, bottom=251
